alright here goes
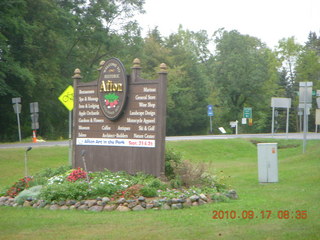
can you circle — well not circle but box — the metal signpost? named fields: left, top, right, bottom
left=58, top=85, right=74, bottom=165
left=12, top=97, right=22, bottom=142
left=230, top=120, right=238, bottom=135
left=299, top=82, right=313, bottom=153
left=30, top=102, right=39, bottom=142
left=271, top=97, right=291, bottom=138
left=316, top=109, right=320, bottom=133
left=207, top=105, right=214, bottom=133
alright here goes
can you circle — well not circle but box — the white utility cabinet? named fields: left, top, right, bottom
left=257, top=143, right=278, bottom=183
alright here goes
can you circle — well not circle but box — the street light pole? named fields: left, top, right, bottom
left=24, top=147, right=32, bottom=177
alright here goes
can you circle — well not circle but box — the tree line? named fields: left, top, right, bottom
left=1, top=0, right=319, bottom=141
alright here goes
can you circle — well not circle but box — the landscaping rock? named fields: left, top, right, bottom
left=117, top=198, right=126, bottom=204
left=86, top=200, right=97, bottom=207
left=89, top=206, right=103, bottom=212
left=132, top=205, right=145, bottom=211
left=104, top=204, right=116, bottom=211
left=74, top=202, right=81, bottom=208
left=190, top=195, right=199, bottom=202
left=146, top=203, right=154, bottom=209
left=77, top=205, right=89, bottom=211
left=199, top=194, right=208, bottom=202
left=138, top=196, right=145, bottom=202
left=50, top=204, right=60, bottom=210
left=198, top=199, right=206, bottom=205
left=128, top=201, right=138, bottom=209
left=69, top=206, right=76, bottom=210
left=161, top=204, right=171, bottom=210
left=58, top=200, right=66, bottom=206
left=102, top=197, right=110, bottom=204
left=171, top=203, right=183, bottom=210
left=116, top=205, right=130, bottom=212
left=60, top=205, right=69, bottom=210
left=184, top=198, right=192, bottom=207
left=23, top=201, right=32, bottom=207
left=225, top=190, right=238, bottom=199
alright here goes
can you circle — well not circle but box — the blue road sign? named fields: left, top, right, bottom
left=207, top=105, right=214, bottom=116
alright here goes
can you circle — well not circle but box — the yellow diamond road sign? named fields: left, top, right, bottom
left=58, top=85, right=74, bottom=111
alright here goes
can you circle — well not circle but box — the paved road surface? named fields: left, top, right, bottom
left=0, top=133, right=319, bottom=149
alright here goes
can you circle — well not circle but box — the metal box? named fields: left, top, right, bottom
left=257, top=143, right=278, bottom=183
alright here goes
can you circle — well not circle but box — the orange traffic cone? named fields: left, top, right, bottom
left=32, top=130, right=37, bottom=143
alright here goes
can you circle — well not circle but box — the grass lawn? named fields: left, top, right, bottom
left=0, top=138, right=319, bottom=240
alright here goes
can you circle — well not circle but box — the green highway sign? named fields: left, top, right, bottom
left=243, top=107, right=252, bottom=118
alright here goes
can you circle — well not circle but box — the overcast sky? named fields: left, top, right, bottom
left=134, top=0, right=320, bottom=49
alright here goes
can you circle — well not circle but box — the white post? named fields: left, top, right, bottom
left=271, top=107, right=275, bottom=137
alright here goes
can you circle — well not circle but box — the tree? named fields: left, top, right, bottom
left=211, top=29, right=278, bottom=132
left=0, top=0, right=145, bottom=141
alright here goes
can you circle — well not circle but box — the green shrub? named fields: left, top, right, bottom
left=148, top=178, right=167, bottom=190
left=165, top=147, right=182, bottom=180
left=140, top=186, right=157, bottom=197
left=40, top=181, right=89, bottom=201
left=211, top=193, right=230, bottom=203
left=169, top=177, right=182, bottom=188
left=15, top=185, right=42, bottom=205
left=31, top=165, right=71, bottom=186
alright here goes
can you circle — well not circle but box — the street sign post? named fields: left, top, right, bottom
left=207, top=105, right=214, bottom=133
left=58, top=85, right=74, bottom=165
left=299, top=82, right=313, bottom=153
left=271, top=97, right=291, bottom=137
left=30, top=102, right=39, bottom=143
left=12, top=97, right=22, bottom=142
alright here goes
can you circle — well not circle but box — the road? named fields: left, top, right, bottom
left=0, top=132, right=319, bottom=149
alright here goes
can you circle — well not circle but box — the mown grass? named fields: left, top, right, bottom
left=0, top=139, right=319, bottom=240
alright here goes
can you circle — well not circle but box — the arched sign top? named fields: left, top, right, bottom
left=98, top=58, right=128, bottom=121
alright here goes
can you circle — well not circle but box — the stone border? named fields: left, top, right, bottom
left=0, top=190, right=238, bottom=212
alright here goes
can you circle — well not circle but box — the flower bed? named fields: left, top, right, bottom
left=0, top=156, right=238, bottom=212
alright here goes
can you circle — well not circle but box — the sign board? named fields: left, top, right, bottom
left=12, top=97, right=21, bottom=104
left=230, top=121, right=237, bottom=127
left=242, top=118, right=247, bottom=124
left=243, top=107, right=252, bottom=118
left=316, top=109, right=320, bottom=125
left=218, top=127, right=226, bottom=134
left=207, top=105, right=214, bottom=116
left=59, top=85, right=74, bottom=111
left=30, top=102, right=39, bottom=113
left=299, top=82, right=313, bottom=104
left=317, top=98, right=320, bottom=109
left=271, top=98, right=291, bottom=108
left=317, top=90, right=320, bottom=97
left=72, top=58, right=167, bottom=177
left=13, top=104, right=21, bottom=114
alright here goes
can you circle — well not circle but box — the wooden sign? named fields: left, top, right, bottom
left=72, top=58, right=167, bottom=177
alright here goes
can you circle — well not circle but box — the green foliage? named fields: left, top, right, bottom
left=140, top=186, right=157, bottom=197
left=211, top=193, right=230, bottom=203
left=40, top=181, right=90, bottom=201
left=165, top=147, right=182, bottom=180
left=31, top=165, right=71, bottom=186
left=15, top=185, right=42, bottom=205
